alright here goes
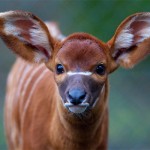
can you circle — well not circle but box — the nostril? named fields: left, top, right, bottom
left=70, top=99, right=82, bottom=105
left=79, top=92, right=86, bottom=100
left=68, top=89, right=86, bottom=105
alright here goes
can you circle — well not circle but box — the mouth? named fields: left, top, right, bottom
left=64, top=102, right=89, bottom=114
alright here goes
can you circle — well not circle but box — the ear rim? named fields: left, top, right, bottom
left=108, top=12, right=147, bottom=51
left=107, top=12, right=150, bottom=69
left=0, top=10, right=56, bottom=63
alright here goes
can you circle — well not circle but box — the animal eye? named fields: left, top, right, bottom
left=56, top=64, right=64, bottom=74
left=96, top=64, right=106, bottom=75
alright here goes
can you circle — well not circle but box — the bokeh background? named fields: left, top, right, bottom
left=0, top=0, right=150, bottom=149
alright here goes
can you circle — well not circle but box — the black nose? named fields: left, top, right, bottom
left=68, top=88, right=86, bottom=105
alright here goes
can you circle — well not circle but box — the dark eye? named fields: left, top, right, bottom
left=56, top=64, right=64, bottom=74
left=96, top=64, right=106, bottom=75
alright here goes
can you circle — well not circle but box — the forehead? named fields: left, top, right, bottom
left=56, top=39, right=107, bottom=69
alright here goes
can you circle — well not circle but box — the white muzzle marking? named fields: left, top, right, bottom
left=64, top=102, right=89, bottom=114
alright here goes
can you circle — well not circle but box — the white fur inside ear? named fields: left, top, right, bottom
left=4, top=22, right=22, bottom=36
left=115, top=13, right=150, bottom=52
left=29, top=23, right=51, bottom=56
left=136, top=27, right=150, bottom=43
left=114, top=15, right=136, bottom=51
left=114, top=29, right=134, bottom=53
left=3, top=14, right=52, bottom=63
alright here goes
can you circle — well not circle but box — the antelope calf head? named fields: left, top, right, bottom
left=1, top=11, right=150, bottom=150
left=54, top=34, right=109, bottom=114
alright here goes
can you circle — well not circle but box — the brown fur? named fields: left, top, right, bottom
left=5, top=58, right=109, bottom=150
left=1, top=11, right=150, bottom=150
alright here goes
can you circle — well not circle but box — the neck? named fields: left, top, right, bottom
left=49, top=82, right=108, bottom=150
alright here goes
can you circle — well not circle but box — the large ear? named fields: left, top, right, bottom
left=0, top=10, right=55, bottom=63
left=108, top=12, right=150, bottom=69
left=45, top=21, right=66, bottom=41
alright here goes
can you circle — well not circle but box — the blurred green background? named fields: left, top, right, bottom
left=0, top=0, right=150, bottom=149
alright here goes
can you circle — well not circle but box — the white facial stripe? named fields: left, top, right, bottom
left=67, top=71, right=92, bottom=76
left=92, top=84, right=105, bottom=108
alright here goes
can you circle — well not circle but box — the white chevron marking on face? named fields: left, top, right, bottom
left=67, top=71, right=92, bottom=76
